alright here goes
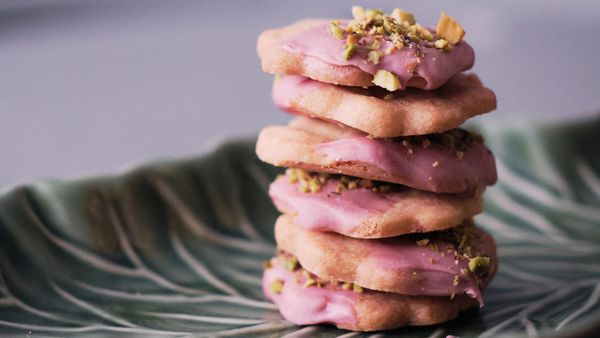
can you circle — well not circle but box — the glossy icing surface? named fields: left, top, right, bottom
left=317, top=134, right=497, bottom=193
left=281, top=22, right=474, bottom=90
left=269, top=175, right=400, bottom=233
left=263, top=257, right=359, bottom=327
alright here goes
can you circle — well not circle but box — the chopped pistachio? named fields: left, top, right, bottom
left=351, top=6, right=366, bottom=21
left=391, top=8, right=415, bottom=25
left=300, top=180, right=310, bottom=193
left=419, top=27, right=434, bottom=41
left=284, top=257, right=299, bottom=271
left=346, top=33, right=359, bottom=45
left=368, top=39, right=381, bottom=51
left=270, top=278, right=284, bottom=294
left=342, top=43, right=358, bottom=60
left=468, top=256, right=491, bottom=276
left=383, top=93, right=394, bottom=100
left=286, top=168, right=298, bottom=183
left=263, top=260, right=272, bottom=269
left=347, top=180, right=357, bottom=190
left=416, top=239, right=430, bottom=247
left=309, top=177, right=321, bottom=193
left=341, top=282, right=353, bottom=291
left=436, top=12, right=465, bottom=44
left=372, top=69, right=401, bottom=91
left=352, top=284, right=364, bottom=293
left=434, top=38, right=449, bottom=50
left=367, top=50, right=383, bottom=64
left=303, top=278, right=317, bottom=288
left=329, top=22, right=345, bottom=39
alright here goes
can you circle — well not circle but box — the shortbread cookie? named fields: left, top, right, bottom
left=256, top=117, right=497, bottom=194
left=275, top=214, right=497, bottom=304
left=263, top=254, right=477, bottom=331
left=257, top=10, right=474, bottom=89
left=273, top=74, right=496, bottom=137
left=270, top=169, right=483, bottom=238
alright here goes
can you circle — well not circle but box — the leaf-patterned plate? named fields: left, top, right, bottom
left=1, top=116, right=599, bottom=337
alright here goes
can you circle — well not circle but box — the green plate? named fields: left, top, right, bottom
left=1, top=116, right=599, bottom=337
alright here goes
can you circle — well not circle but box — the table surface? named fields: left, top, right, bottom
left=1, top=0, right=599, bottom=189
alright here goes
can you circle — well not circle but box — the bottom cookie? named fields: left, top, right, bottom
left=263, top=253, right=477, bottom=332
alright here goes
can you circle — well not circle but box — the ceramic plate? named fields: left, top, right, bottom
left=1, top=117, right=599, bottom=337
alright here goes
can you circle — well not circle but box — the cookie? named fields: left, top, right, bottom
left=272, top=73, right=496, bottom=138
left=256, top=117, right=497, bottom=194
left=270, top=169, right=483, bottom=238
left=257, top=16, right=474, bottom=89
left=274, top=214, right=497, bottom=304
left=263, top=254, right=477, bottom=331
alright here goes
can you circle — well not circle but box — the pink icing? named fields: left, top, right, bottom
left=364, top=226, right=497, bottom=305
left=263, top=259, right=359, bottom=327
left=281, top=22, right=475, bottom=90
left=272, top=75, right=321, bottom=112
left=318, top=136, right=497, bottom=193
left=269, top=175, right=401, bottom=233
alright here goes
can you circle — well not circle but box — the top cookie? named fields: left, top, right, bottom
left=257, top=8, right=474, bottom=90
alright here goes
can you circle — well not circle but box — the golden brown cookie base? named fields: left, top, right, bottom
left=278, top=73, right=496, bottom=137
left=351, top=291, right=476, bottom=331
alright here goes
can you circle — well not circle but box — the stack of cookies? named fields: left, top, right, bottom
left=256, top=7, right=498, bottom=332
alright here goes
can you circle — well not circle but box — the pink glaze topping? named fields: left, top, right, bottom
left=269, top=175, right=400, bottom=233
left=263, top=258, right=359, bottom=327
left=281, top=22, right=474, bottom=90
left=272, top=75, right=321, bottom=112
left=364, top=226, right=497, bottom=304
left=318, top=135, right=497, bottom=193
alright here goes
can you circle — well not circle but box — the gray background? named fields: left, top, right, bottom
left=1, top=0, right=599, bottom=189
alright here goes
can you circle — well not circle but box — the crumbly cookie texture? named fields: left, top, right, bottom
left=263, top=253, right=477, bottom=331
left=270, top=169, right=483, bottom=238
left=273, top=73, right=496, bottom=138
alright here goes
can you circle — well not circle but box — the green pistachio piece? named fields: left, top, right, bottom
left=372, top=70, right=401, bottom=91
left=391, top=8, right=415, bottom=25
left=329, top=21, right=345, bottom=39
left=270, top=278, right=284, bottom=294
left=468, top=256, right=491, bottom=276
left=342, top=43, right=358, bottom=60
